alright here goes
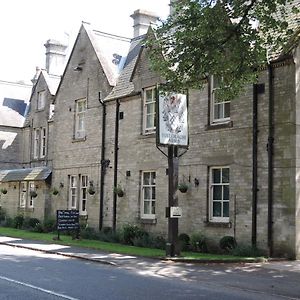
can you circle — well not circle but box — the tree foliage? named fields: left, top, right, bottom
left=147, top=0, right=299, bottom=99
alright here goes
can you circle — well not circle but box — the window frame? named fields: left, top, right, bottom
left=79, top=175, right=88, bottom=215
left=69, top=175, right=77, bottom=210
left=33, top=128, right=40, bottom=159
left=28, top=181, right=35, bottom=208
left=210, top=76, right=230, bottom=124
left=209, top=166, right=230, bottom=223
left=75, top=99, right=87, bottom=139
left=40, top=127, right=47, bottom=158
left=143, top=87, right=156, bottom=134
left=19, top=181, right=27, bottom=208
left=141, top=171, right=156, bottom=219
left=37, top=90, right=46, bottom=111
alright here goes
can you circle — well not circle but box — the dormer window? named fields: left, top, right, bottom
left=37, top=90, right=46, bottom=110
left=143, top=87, right=156, bottom=134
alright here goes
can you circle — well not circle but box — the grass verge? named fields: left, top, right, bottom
left=0, top=227, right=262, bottom=261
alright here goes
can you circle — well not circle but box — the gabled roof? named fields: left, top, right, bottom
left=0, top=167, right=51, bottom=182
left=0, top=80, right=32, bottom=127
left=105, top=35, right=145, bottom=101
left=40, top=70, right=61, bottom=96
left=82, top=22, right=131, bottom=86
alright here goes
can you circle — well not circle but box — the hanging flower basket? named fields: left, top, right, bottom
left=0, top=188, right=7, bottom=194
left=30, top=190, right=38, bottom=198
left=113, top=185, right=124, bottom=197
left=88, top=186, right=95, bottom=195
left=178, top=183, right=188, bottom=193
left=52, top=188, right=59, bottom=195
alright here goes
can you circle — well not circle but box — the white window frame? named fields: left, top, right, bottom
left=37, top=90, right=46, bottom=110
left=143, top=87, right=156, bottom=134
left=40, top=127, right=46, bottom=158
left=28, top=181, right=35, bottom=208
left=19, top=181, right=27, bottom=208
left=79, top=175, right=88, bottom=215
left=75, top=99, right=86, bottom=139
left=69, top=176, right=77, bottom=209
left=33, top=128, right=40, bottom=159
left=209, top=166, right=230, bottom=222
left=210, top=76, right=230, bottom=124
left=141, top=171, right=156, bottom=219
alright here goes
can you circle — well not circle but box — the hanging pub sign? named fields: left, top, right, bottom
left=157, top=91, right=188, bottom=147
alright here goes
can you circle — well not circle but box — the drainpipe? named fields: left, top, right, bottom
left=252, top=83, right=258, bottom=247
left=99, top=92, right=106, bottom=231
left=267, top=64, right=274, bottom=256
left=113, top=99, right=120, bottom=232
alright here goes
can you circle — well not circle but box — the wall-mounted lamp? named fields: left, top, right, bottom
left=194, top=178, right=199, bottom=187
left=59, top=182, right=64, bottom=188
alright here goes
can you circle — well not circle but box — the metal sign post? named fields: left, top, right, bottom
left=156, top=89, right=189, bottom=257
left=166, top=145, right=180, bottom=256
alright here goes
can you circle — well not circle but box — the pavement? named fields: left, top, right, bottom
left=0, top=235, right=300, bottom=274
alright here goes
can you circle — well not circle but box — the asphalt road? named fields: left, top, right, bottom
left=0, top=244, right=299, bottom=300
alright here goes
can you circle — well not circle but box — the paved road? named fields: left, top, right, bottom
left=0, top=242, right=300, bottom=299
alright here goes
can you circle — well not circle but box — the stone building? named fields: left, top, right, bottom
left=0, top=39, right=67, bottom=221
left=0, top=7, right=299, bottom=258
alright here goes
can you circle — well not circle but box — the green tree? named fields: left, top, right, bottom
left=148, top=0, right=299, bottom=98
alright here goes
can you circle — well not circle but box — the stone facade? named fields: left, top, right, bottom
left=0, top=11, right=299, bottom=259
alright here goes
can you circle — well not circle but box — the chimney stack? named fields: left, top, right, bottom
left=130, top=9, right=159, bottom=38
left=44, top=39, right=67, bottom=76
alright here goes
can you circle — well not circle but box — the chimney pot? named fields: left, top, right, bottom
left=130, top=9, right=159, bottom=38
left=44, top=39, right=68, bottom=76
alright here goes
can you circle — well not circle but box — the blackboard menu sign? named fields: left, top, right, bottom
left=57, top=210, right=79, bottom=231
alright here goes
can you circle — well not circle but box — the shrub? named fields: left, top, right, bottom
left=42, top=218, right=56, bottom=233
left=230, top=244, right=266, bottom=257
left=81, top=227, right=99, bottom=240
left=121, top=224, right=148, bottom=245
left=22, top=217, right=40, bottom=230
left=0, top=208, right=7, bottom=222
left=219, top=236, right=237, bottom=252
left=178, top=233, right=190, bottom=251
left=100, top=229, right=121, bottom=243
left=13, top=214, right=24, bottom=229
left=3, top=217, right=13, bottom=227
left=152, top=235, right=166, bottom=250
left=190, top=232, right=208, bottom=253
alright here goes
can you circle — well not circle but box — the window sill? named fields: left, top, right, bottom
left=204, top=221, right=231, bottom=228
left=140, top=218, right=157, bottom=224
left=72, top=136, right=86, bottom=142
left=139, top=132, right=156, bottom=139
left=205, top=121, right=233, bottom=131
left=18, top=207, right=34, bottom=212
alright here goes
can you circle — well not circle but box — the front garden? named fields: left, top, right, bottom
left=0, top=208, right=266, bottom=260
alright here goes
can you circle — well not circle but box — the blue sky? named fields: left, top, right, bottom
left=0, top=0, right=170, bottom=84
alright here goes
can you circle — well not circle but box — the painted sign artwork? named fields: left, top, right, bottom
left=158, top=92, right=188, bottom=147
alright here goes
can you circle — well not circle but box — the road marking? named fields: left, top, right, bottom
left=0, top=275, right=79, bottom=300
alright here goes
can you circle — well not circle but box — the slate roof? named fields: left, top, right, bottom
left=105, top=35, right=145, bottom=101
left=0, top=167, right=52, bottom=182
left=0, top=80, right=32, bottom=127
left=83, top=23, right=131, bottom=87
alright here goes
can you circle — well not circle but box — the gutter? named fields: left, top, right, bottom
left=267, top=64, right=274, bottom=256
left=252, top=83, right=258, bottom=247
left=99, top=92, right=106, bottom=231
left=113, top=99, right=120, bottom=231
